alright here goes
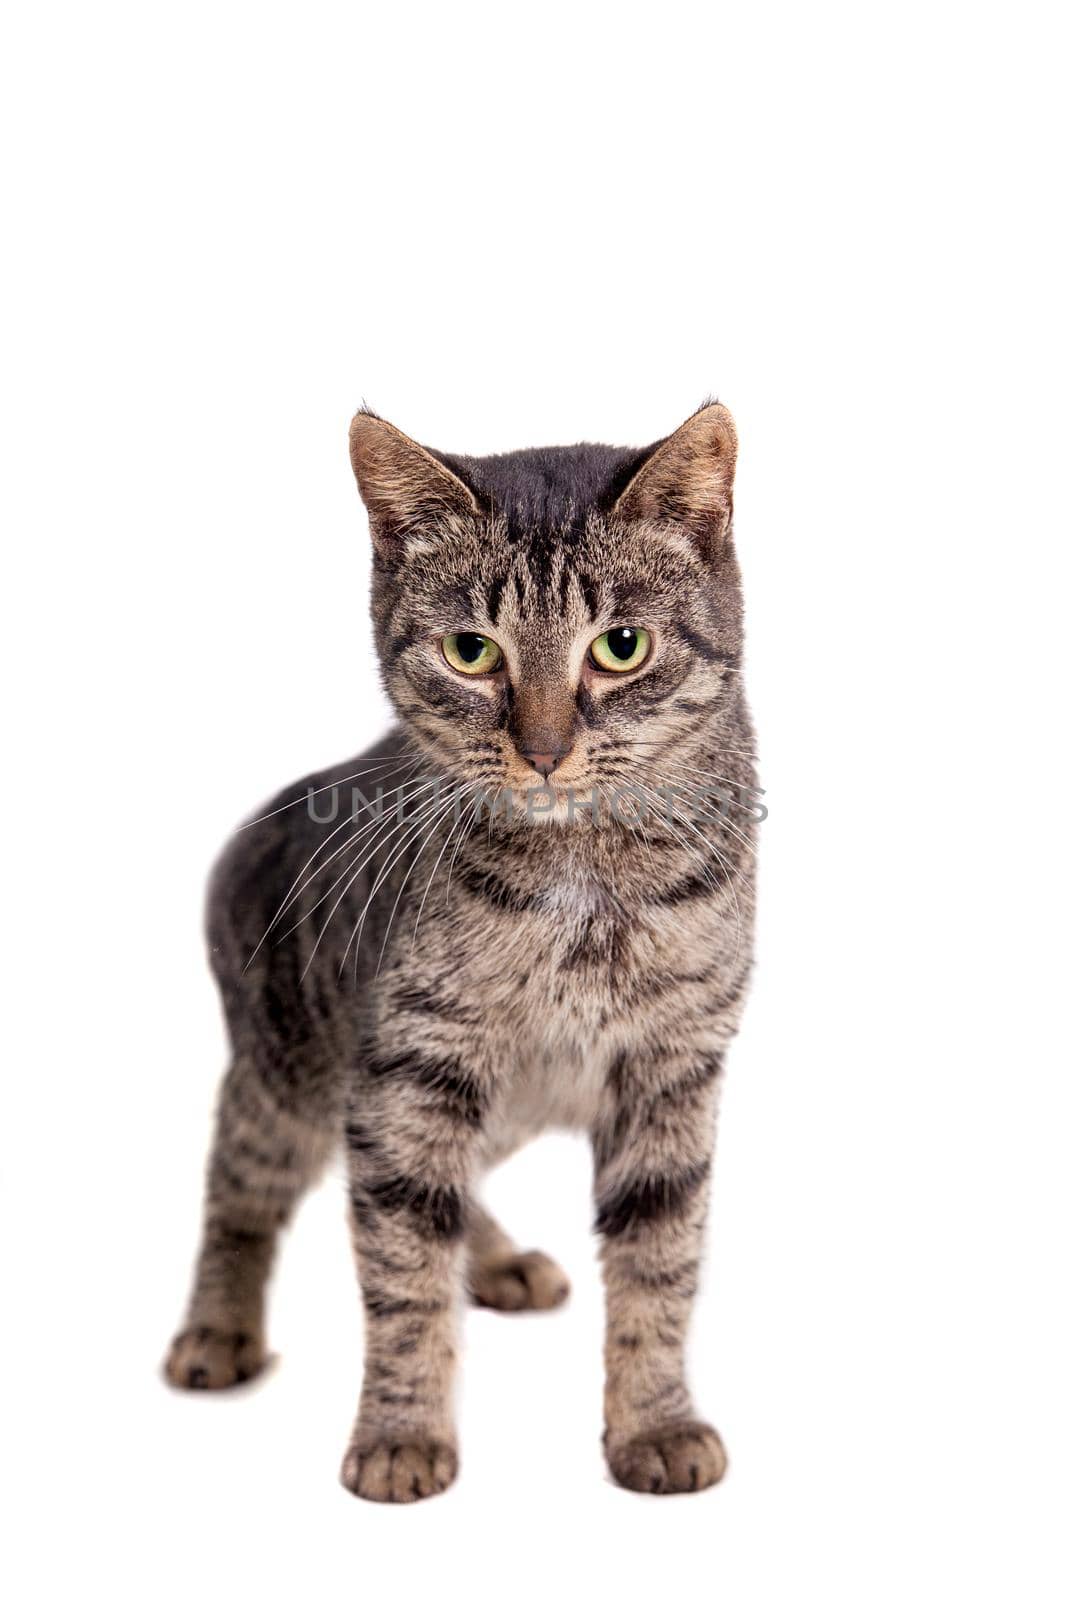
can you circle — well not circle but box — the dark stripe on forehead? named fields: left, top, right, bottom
left=608, top=578, right=658, bottom=616
left=555, top=559, right=569, bottom=617
left=578, top=572, right=599, bottom=622
left=485, top=572, right=506, bottom=625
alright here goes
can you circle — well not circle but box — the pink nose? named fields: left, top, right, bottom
left=521, top=748, right=567, bottom=778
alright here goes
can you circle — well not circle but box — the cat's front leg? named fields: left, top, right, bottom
left=593, top=1046, right=728, bottom=1495
left=340, top=1050, right=489, bottom=1503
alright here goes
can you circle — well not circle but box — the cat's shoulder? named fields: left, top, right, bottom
left=204, top=729, right=413, bottom=939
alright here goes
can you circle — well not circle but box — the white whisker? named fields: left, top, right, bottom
left=237, top=750, right=419, bottom=829
left=375, top=784, right=478, bottom=975
left=411, top=791, right=482, bottom=950
left=244, top=757, right=423, bottom=968
left=446, top=790, right=486, bottom=904
left=638, top=783, right=746, bottom=973
left=338, top=784, right=465, bottom=980
left=275, top=774, right=443, bottom=948
left=291, top=782, right=449, bottom=970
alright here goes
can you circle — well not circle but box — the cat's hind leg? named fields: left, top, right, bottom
left=465, top=1199, right=570, bottom=1312
left=165, top=1053, right=334, bottom=1390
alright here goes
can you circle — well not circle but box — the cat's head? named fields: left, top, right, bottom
left=349, top=404, right=744, bottom=821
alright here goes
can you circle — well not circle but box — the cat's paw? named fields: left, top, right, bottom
left=469, top=1249, right=570, bottom=1311
left=340, top=1435, right=458, bottom=1503
left=163, top=1326, right=267, bottom=1391
left=607, top=1420, right=727, bottom=1494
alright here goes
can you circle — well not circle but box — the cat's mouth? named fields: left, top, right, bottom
left=470, top=754, right=616, bottom=825
left=513, top=776, right=607, bottom=826
left=519, top=777, right=563, bottom=818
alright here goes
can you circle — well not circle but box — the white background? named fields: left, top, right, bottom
left=3, top=3, right=1065, bottom=1596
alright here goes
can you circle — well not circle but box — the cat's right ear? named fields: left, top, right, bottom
left=348, top=412, right=480, bottom=559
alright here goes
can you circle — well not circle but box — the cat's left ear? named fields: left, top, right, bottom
left=349, top=411, right=481, bottom=560
left=613, top=403, right=738, bottom=558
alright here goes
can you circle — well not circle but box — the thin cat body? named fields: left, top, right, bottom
left=166, top=403, right=758, bottom=1500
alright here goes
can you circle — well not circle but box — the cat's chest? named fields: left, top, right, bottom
left=389, top=862, right=701, bottom=1133
left=484, top=869, right=648, bottom=1034
left=492, top=885, right=619, bottom=1124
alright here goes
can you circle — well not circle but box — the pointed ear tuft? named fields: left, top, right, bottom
left=348, top=412, right=480, bottom=559
left=613, top=403, right=738, bottom=557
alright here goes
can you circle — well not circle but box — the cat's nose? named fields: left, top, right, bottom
left=520, top=747, right=569, bottom=778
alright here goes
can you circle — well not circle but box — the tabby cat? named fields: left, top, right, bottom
left=165, top=402, right=759, bottom=1501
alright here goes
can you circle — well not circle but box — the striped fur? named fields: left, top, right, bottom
left=166, top=404, right=757, bottom=1500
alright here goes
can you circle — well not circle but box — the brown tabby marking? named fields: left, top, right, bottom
left=166, top=403, right=758, bottom=1502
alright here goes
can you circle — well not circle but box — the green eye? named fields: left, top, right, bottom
left=589, top=626, right=651, bottom=673
left=441, top=632, right=503, bottom=675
